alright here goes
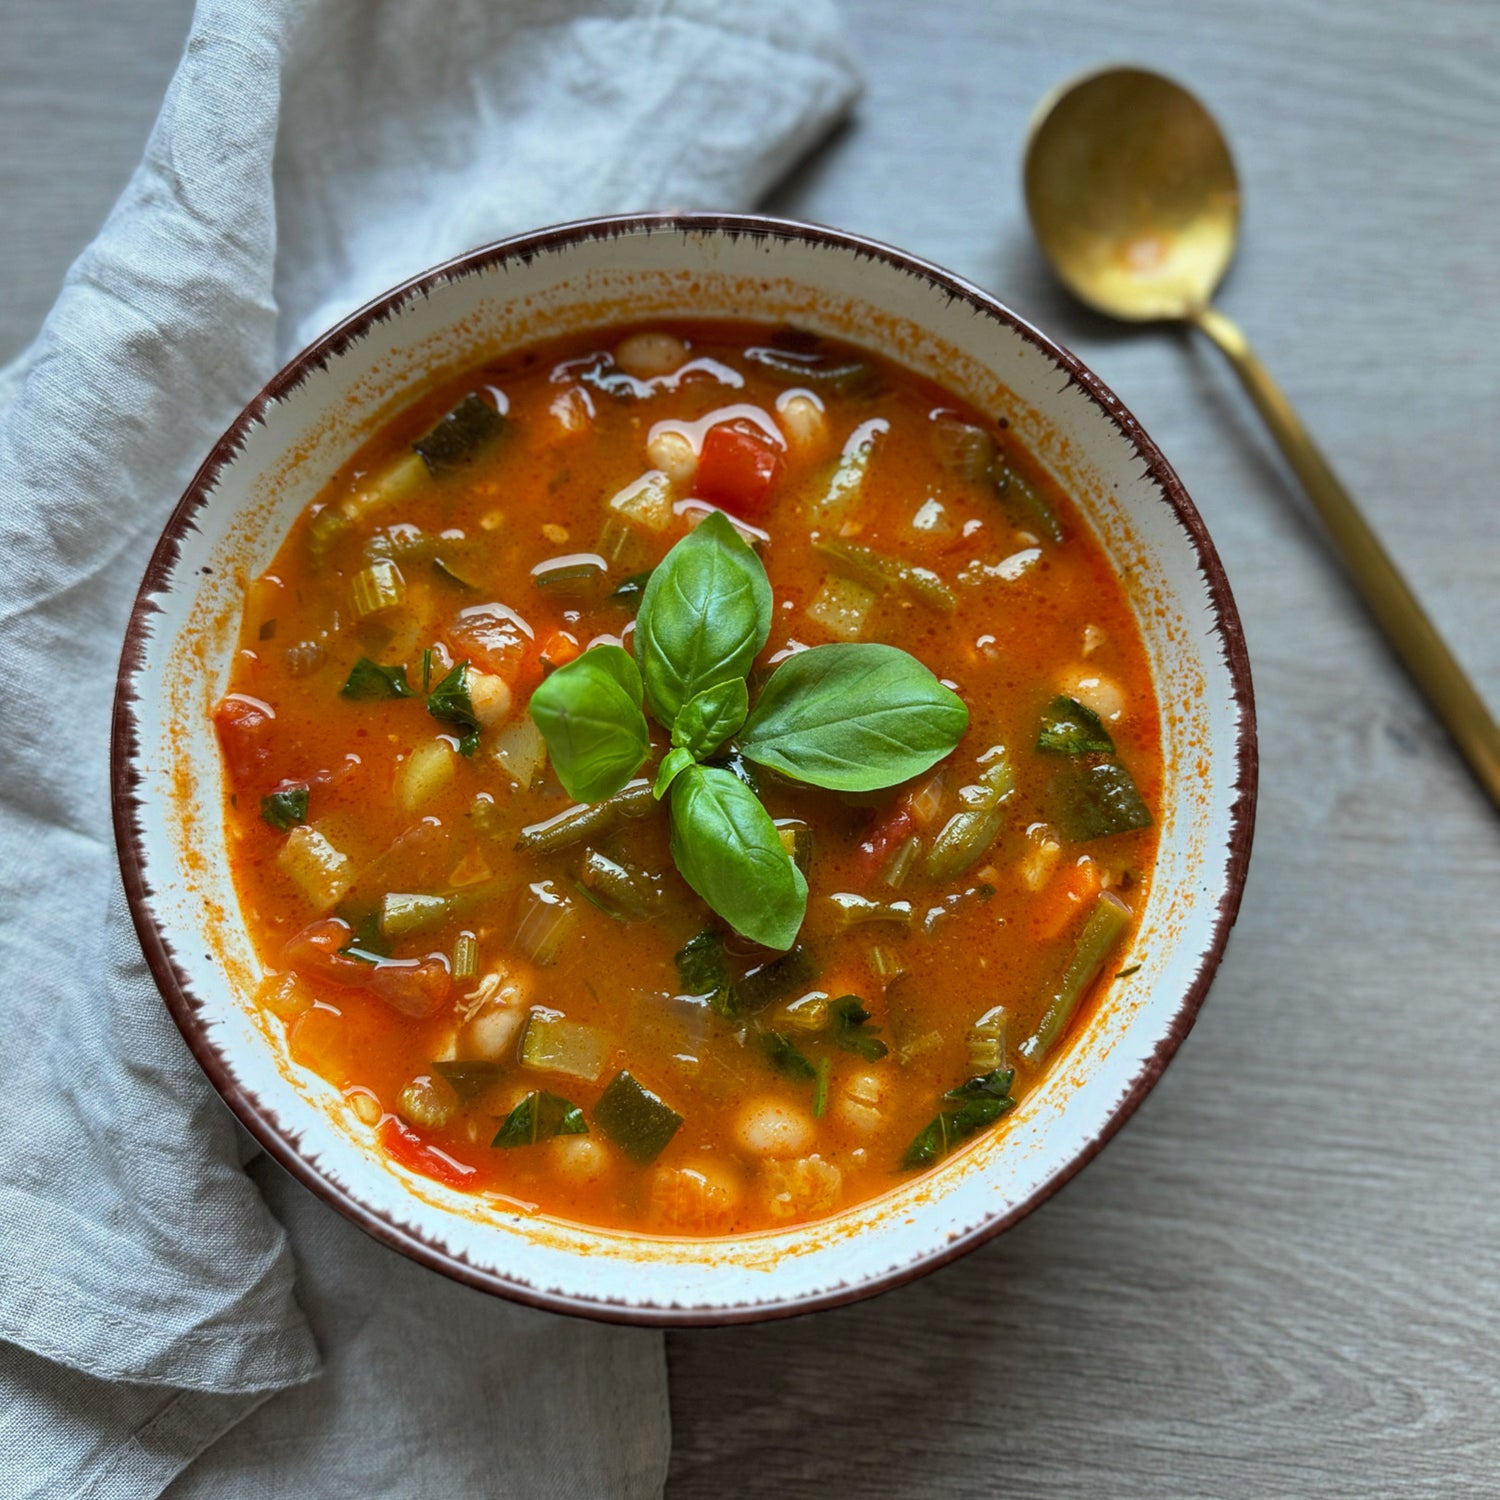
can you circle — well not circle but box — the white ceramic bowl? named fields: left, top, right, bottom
left=114, top=213, right=1256, bottom=1324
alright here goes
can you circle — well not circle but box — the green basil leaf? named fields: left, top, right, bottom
left=738, top=643, right=968, bottom=791
left=259, top=783, right=308, bottom=831
left=426, top=661, right=481, bottom=754
left=636, top=511, right=771, bottom=727
left=672, top=677, right=749, bottom=759
left=1037, top=694, right=1114, bottom=755
left=653, top=745, right=695, bottom=800
left=528, top=644, right=650, bottom=803
left=669, top=764, right=807, bottom=949
left=341, top=657, right=414, bottom=700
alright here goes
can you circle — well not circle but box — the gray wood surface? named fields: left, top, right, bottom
left=7, top=2, right=1497, bottom=1496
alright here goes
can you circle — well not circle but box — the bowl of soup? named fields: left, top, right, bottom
left=113, top=213, right=1255, bottom=1322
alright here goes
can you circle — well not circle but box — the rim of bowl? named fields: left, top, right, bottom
left=112, top=211, right=1258, bottom=1327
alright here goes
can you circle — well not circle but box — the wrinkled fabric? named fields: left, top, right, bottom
left=0, top=1, right=858, bottom=1494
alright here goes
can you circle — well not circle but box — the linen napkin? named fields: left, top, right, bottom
left=0, top=2, right=859, bottom=1495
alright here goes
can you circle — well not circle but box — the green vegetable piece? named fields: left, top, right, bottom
left=758, top=1030, right=817, bottom=1082
left=260, top=784, right=309, bottom=831
left=341, top=657, right=415, bottom=700
left=426, top=661, right=481, bottom=755
left=653, top=746, right=695, bottom=800
left=813, top=538, right=957, bottom=613
left=514, top=780, right=655, bottom=855
left=335, top=903, right=390, bottom=963
left=432, top=556, right=478, bottom=591
left=674, top=929, right=729, bottom=1005
left=635, top=510, right=772, bottom=728
left=724, top=946, right=816, bottom=1018
left=379, top=891, right=451, bottom=938
left=412, top=393, right=506, bottom=476
left=669, top=764, right=807, bottom=950
left=924, top=752, right=1016, bottom=883
left=492, top=1090, right=589, bottom=1148
left=1054, top=759, right=1152, bottom=841
left=739, top=643, right=968, bottom=793
left=1019, top=892, right=1132, bottom=1066
left=1037, top=695, right=1115, bottom=756
left=532, top=555, right=607, bottom=596
left=672, top=677, right=750, bottom=760
left=591, top=1071, right=682, bottom=1164
left=577, top=849, right=662, bottom=922
left=433, top=1059, right=501, bottom=1103
left=744, top=342, right=879, bottom=397
left=831, top=995, right=888, bottom=1061
left=994, top=462, right=1064, bottom=545
left=901, top=1090, right=1015, bottom=1171
left=813, top=1055, right=832, bottom=1118
left=946, top=1067, right=1015, bottom=1102
left=519, top=1014, right=609, bottom=1081
left=609, top=569, right=653, bottom=610
left=527, top=644, right=651, bottom=802
left=827, top=892, right=912, bottom=932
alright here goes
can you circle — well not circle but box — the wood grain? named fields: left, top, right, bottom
left=5, top=1, right=1496, bottom=1495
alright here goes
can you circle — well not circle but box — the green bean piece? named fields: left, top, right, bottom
left=514, top=780, right=654, bottom=854
left=576, top=849, right=662, bottom=922
left=380, top=892, right=452, bottom=938
left=813, top=538, right=957, bottom=613
left=923, top=754, right=1015, bottom=883
left=827, top=891, right=913, bottom=932
left=993, top=463, right=1064, bottom=545
left=1018, top=892, right=1132, bottom=1066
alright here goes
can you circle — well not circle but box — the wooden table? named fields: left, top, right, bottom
left=8, top=3, right=1496, bottom=1494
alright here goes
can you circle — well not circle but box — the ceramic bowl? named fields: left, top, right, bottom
left=114, top=213, right=1256, bottom=1324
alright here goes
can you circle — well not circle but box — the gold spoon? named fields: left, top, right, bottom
left=1024, top=65, right=1500, bottom=808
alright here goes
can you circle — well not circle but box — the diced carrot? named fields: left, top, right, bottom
left=378, top=1118, right=479, bottom=1190
left=1036, top=857, right=1102, bottom=939
left=694, top=422, right=782, bottom=519
left=540, top=629, right=582, bottom=669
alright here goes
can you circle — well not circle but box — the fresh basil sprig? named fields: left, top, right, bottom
left=525, top=512, right=969, bottom=948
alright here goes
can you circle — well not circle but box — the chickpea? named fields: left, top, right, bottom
left=615, top=331, right=688, bottom=379
left=1059, top=667, right=1126, bottom=724
left=836, top=1070, right=888, bottom=1136
left=466, top=669, right=512, bottom=728
left=397, top=1074, right=458, bottom=1131
left=459, top=1004, right=525, bottom=1062
left=646, top=427, right=698, bottom=486
left=776, top=391, right=828, bottom=453
left=549, top=1135, right=613, bottom=1188
left=649, top=1161, right=742, bottom=1234
left=733, top=1097, right=815, bottom=1158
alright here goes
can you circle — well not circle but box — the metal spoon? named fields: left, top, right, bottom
left=1024, top=65, right=1500, bottom=808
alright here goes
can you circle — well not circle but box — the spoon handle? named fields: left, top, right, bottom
left=1190, top=304, right=1500, bottom=809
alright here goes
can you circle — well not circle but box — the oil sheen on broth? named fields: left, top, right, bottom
left=214, top=321, right=1160, bottom=1235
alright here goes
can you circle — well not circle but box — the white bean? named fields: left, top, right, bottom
left=459, top=1005, right=524, bottom=1062
left=1059, top=667, right=1126, bottom=724
left=467, top=669, right=513, bottom=728
left=733, top=1097, right=815, bottom=1158
left=615, top=331, right=688, bottom=378
left=836, top=1070, right=888, bottom=1136
left=776, top=392, right=828, bottom=453
left=549, top=1135, right=613, bottom=1187
left=646, top=428, right=698, bottom=485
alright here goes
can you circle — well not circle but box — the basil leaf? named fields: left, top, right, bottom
left=426, top=661, right=481, bottom=754
left=636, top=511, right=771, bottom=727
left=669, top=764, right=807, bottom=949
left=653, top=745, right=695, bottom=800
left=341, top=657, right=414, bottom=700
left=738, top=643, right=968, bottom=792
left=528, top=644, right=650, bottom=803
left=672, top=678, right=749, bottom=759
left=1037, top=694, right=1114, bottom=756
left=492, top=1090, right=588, bottom=1148
left=757, top=1030, right=816, bottom=1081
left=260, top=783, right=308, bottom=831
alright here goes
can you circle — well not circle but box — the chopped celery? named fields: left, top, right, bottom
left=307, top=503, right=353, bottom=563
left=994, top=462, right=1064, bottom=545
left=869, top=944, right=906, bottom=985
left=720, top=946, right=815, bottom=1018
left=930, top=415, right=996, bottom=484
left=805, top=574, right=877, bottom=641
left=520, top=1012, right=608, bottom=1082
left=828, top=892, right=912, bottom=932
left=379, top=891, right=451, bottom=938
left=397, top=739, right=456, bottom=812
left=493, top=1089, right=588, bottom=1148
left=345, top=451, right=429, bottom=523
left=1019, top=892, right=1132, bottom=1066
left=577, top=849, right=662, bottom=922
left=451, top=932, right=479, bottom=982
left=781, top=991, right=830, bottom=1032
left=1053, top=759, right=1152, bottom=841
left=514, top=780, right=654, bottom=854
left=513, top=883, right=579, bottom=967
left=757, top=1030, right=816, bottom=1082
left=924, top=753, right=1015, bottom=883
left=674, top=929, right=728, bottom=1005
left=277, top=826, right=354, bottom=911
left=968, top=1005, right=1009, bottom=1075
left=340, top=657, right=414, bottom=700
left=412, top=393, right=506, bottom=476
left=350, top=559, right=406, bottom=620
left=831, top=995, right=887, bottom=1061
left=813, top=538, right=956, bottom=613
left=260, top=783, right=308, bottom=831
left=1037, top=695, right=1115, bottom=756
left=591, top=1071, right=682, bottom=1164
left=492, top=716, right=548, bottom=790
left=882, top=834, right=921, bottom=889
left=901, top=1069, right=1016, bottom=1170
left=812, top=1055, right=832, bottom=1118
left=606, top=471, right=674, bottom=533
left=426, top=662, right=480, bottom=755
left=433, top=1059, right=501, bottom=1102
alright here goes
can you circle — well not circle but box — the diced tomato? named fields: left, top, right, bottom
left=378, top=1118, right=478, bottom=1190
left=281, top=917, right=374, bottom=988
left=694, top=422, right=782, bottom=519
left=368, top=956, right=451, bottom=1018
left=852, top=804, right=917, bottom=887
left=213, top=694, right=275, bottom=788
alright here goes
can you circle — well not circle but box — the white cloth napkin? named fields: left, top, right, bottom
left=0, top=2, right=858, bottom=1495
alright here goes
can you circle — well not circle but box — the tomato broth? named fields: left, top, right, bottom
left=215, top=320, right=1161, bottom=1235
